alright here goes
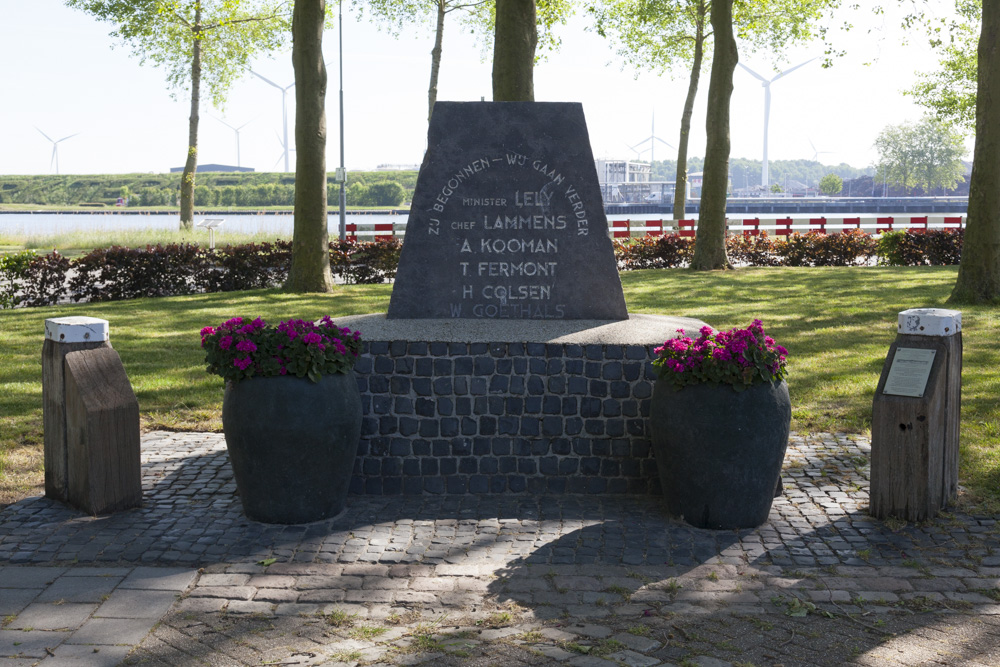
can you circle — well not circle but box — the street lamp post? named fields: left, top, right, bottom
left=338, top=0, right=347, bottom=241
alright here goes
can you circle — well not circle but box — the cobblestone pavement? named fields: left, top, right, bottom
left=2, top=431, right=999, bottom=666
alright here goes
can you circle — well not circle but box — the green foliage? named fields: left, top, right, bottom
left=876, top=230, right=964, bottom=267
left=652, top=157, right=871, bottom=189
left=819, top=173, right=843, bottom=195
left=346, top=181, right=406, bottom=207
left=770, top=183, right=784, bottom=193
left=0, top=172, right=414, bottom=208
left=614, top=235, right=693, bottom=270
left=65, top=0, right=291, bottom=110
left=874, top=117, right=968, bottom=195
left=0, top=251, right=37, bottom=309
left=906, top=0, right=979, bottom=131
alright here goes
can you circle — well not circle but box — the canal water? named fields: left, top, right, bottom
left=0, top=210, right=959, bottom=239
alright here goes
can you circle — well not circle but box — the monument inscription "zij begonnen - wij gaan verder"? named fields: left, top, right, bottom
left=387, top=102, right=628, bottom=321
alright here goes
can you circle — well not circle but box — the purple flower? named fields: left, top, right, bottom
left=236, top=339, right=257, bottom=353
left=302, top=332, right=323, bottom=346
left=218, top=335, right=233, bottom=350
left=233, top=357, right=253, bottom=370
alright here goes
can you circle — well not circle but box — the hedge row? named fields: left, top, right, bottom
left=0, top=240, right=401, bottom=309
left=615, top=229, right=963, bottom=270
left=1, top=230, right=963, bottom=309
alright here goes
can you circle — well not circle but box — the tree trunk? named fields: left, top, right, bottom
left=950, top=1, right=1000, bottom=303
left=179, top=1, right=202, bottom=231
left=672, top=4, right=706, bottom=221
left=691, top=0, right=736, bottom=271
left=428, top=0, right=446, bottom=121
left=492, top=0, right=537, bottom=101
left=285, top=0, right=334, bottom=293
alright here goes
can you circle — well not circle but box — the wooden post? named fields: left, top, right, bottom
left=42, top=317, right=141, bottom=514
left=64, top=347, right=141, bottom=514
left=43, top=317, right=111, bottom=502
left=871, top=308, right=962, bottom=522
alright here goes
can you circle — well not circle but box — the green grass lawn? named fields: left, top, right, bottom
left=1, top=266, right=997, bottom=511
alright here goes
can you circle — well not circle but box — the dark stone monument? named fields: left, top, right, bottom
left=339, top=101, right=711, bottom=496
left=388, top=102, right=628, bottom=320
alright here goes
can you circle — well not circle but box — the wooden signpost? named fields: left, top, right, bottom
left=871, top=308, right=962, bottom=521
left=42, top=317, right=141, bottom=515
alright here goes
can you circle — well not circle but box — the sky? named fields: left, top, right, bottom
left=0, top=1, right=968, bottom=178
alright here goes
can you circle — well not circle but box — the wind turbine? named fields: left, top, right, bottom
left=738, top=58, right=816, bottom=187
left=212, top=116, right=253, bottom=168
left=629, top=112, right=675, bottom=164
left=36, top=128, right=78, bottom=175
left=250, top=70, right=295, bottom=172
left=807, top=138, right=833, bottom=163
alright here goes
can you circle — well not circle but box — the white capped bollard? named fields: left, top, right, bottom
left=42, top=317, right=141, bottom=515
left=871, top=308, right=962, bottom=521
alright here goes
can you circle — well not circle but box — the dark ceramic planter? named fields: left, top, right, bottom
left=650, top=380, right=791, bottom=529
left=222, top=372, right=362, bottom=524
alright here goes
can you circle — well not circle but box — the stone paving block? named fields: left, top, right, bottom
left=564, top=624, right=613, bottom=639
left=187, top=585, right=255, bottom=600
left=36, top=576, right=121, bottom=604
left=909, top=577, right=964, bottom=592
left=341, top=564, right=390, bottom=576
left=565, top=605, right=613, bottom=618
left=297, top=575, right=362, bottom=589
left=392, top=591, right=439, bottom=604
left=253, top=588, right=300, bottom=603
left=197, top=573, right=250, bottom=587
left=410, top=577, right=455, bottom=591
left=118, top=567, right=197, bottom=592
left=0, top=658, right=36, bottom=666
left=690, top=658, right=735, bottom=667
left=0, top=567, right=65, bottom=589
left=611, top=632, right=660, bottom=653
left=608, top=649, right=661, bottom=667
left=297, top=589, right=346, bottom=603
left=62, top=567, right=132, bottom=578
left=8, top=602, right=97, bottom=630
left=94, top=589, right=180, bottom=619
left=248, top=574, right=297, bottom=588
left=345, top=590, right=394, bottom=603
left=363, top=577, right=410, bottom=590
left=226, top=600, right=276, bottom=615
left=0, top=589, right=42, bottom=617
left=41, top=642, right=134, bottom=667
left=567, top=655, right=619, bottom=667
left=173, top=597, right=228, bottom=613
left=0, top=629, right=68, bottom=658
left=553, top=576, right=604, bottom=592
left=67, top=617, right=157, bottom=646
left=535, top=644, right=575, bottom=660
left=274, top=602, right=326, bottom=616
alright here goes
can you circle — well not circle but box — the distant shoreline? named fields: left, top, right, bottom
left=0, top=207, right=411, bottom=215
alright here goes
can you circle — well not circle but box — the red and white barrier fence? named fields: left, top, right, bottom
left=336, top=215, right=966, bottom=240
left=609, top=215, right=966, bottom=239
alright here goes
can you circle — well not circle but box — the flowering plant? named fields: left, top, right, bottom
left=201, top=316, right=362, bottom=383
left=653, top=320, right=788, bottom=391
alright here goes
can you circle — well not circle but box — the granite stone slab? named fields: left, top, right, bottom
left=388, top=101, right=628, bottom=321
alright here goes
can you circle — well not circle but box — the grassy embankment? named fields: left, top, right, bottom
left=1, top=267, right=997, bottom=512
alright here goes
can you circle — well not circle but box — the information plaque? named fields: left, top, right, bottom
left=387, top=102, right=628, bottom=320
left=883, top=347, right=937, bottom=397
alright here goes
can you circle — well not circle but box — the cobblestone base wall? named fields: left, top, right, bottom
left=349, top=340, right=662, bottom=495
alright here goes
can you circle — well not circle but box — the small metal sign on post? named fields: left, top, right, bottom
left=197, top=218, right=225, bottom=250
left=871, top=308, right=962, bottom=521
